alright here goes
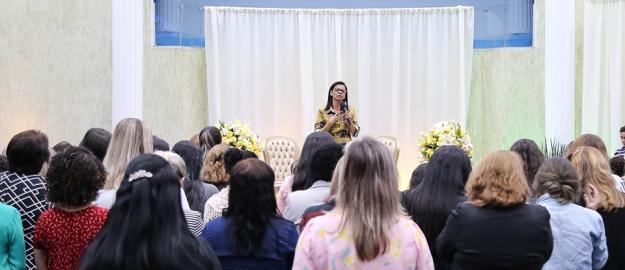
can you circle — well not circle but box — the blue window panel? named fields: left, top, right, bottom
left=154, top=0, right=534, bottom=49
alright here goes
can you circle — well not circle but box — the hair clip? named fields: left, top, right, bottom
left=128, top=170, right=153, bottom=182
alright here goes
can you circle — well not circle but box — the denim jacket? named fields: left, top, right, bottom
left=536, top=194, right=608, bottom=270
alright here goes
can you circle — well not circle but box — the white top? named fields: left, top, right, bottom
left=284, top=180, right=331, bottom=224
left=613, top=174, right=625, bottom=193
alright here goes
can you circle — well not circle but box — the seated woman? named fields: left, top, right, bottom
left=534, top=157, right=607, bottom=269
left=293, top=137, right=433, bottom=269
left=172, top=141, right=219, bottom=217
left=284, top=143, right=343, bottom=224
left=571, top=147, right=625, bottom=270
left=78, top=154, right=221, bottom=270
left=200, top=144, right=230, bottom=190
left=437, top=151, right=553, bottom=270
left=34, top=147, right=109, bottom=270
left=202, top=159, right=298, bottom=270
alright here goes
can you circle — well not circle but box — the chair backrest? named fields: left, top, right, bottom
left=262, top=136, right=300, bottom=185
left=377, top=136, right=400, bottom=164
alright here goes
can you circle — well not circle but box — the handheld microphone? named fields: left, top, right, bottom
left=340, top=101, right=348, bottom=113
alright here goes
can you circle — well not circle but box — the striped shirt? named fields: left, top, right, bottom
left=614, top=147, right=625, bottom=157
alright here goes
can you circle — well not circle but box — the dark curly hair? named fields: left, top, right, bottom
left=510, top=139, right=545, bottom=187
left=0, top=155, right=8, bottom=172
left=610, top=157, right=625, bottom=177
left=46, top=146, right=106, bottom=207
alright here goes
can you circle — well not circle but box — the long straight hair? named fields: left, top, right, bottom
left=79, top=154, right=217, bottom=270
left=291, top=132, right=335, bottom=191
left=405, top=145, right=471, bottom=260
left=335, top=136, right=403, bottom=261
left=102, top=118, right=153, bottom=189
left=571, top=146, right=625, bottom=211
left=324, top=81, right=349, bottom=111
left=172, top=141, right=208, bottom=213
left=224, top=159, right=279, bottom=255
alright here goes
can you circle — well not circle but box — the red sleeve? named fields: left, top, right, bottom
left=33, top=210, right=51, bottom=250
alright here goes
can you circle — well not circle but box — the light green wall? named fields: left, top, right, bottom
left=142, top=0, right=208, bottom=146
left=467, top=0, right=546, bottom=162
left=0, top=0, right=112, bottom=149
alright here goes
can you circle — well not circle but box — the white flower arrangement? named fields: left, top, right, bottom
left=417, top=121, right=474, bottom=161
left=217, top=120, right=262, bottom=155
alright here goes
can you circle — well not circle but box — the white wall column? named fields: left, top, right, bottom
left=112, top=0, right=144, bottom=125
left=544, top=0, right=576, bottom=143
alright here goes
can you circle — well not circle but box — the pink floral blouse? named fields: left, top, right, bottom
left=293, top=212, right=434, bottom=270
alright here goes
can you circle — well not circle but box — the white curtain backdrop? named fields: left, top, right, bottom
left=204, top=7, right=474, bottom=187
left=545, top=0, right=576, bottom=143
left=582, top=0, right=625, bottom=153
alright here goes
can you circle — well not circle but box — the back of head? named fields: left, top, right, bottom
left=152, top=135, right=170, bottom=151
left=570, top=146, right=625, bottom=211
left=0, top=155, right=8, bottom=172
left=407, top=145, right=471, bottom=252
left=223, top=148, right=258, bottom=175
left=567, top=134, right=608, bottom=160
left=154, top=151, right=187, bottom=179
left=52, top=141, right=73, bottom=155
left=79, top=128, right=112, bottom=161
left=102, top=118, right=153, bottom=189
left=46, top=146, right=106, bottom=207
left=466, top=151, right=528, bottom=207
left=292, top=132, right=335, bottom=191
left=336, top=136, right=402, bottom=261
left=200, top=144, right=229, bottom=184
left=409, top=163, right=428, bottom=190
left=309, top=143, right=344, bottom=182
left=225, top=159, right=277, bottom=255
left=609, top=156, right=625, bottom=177
left=199, top=126, right=222, bottom=155
left=533, top=158, right=580, bottom=204
left=510, top=139, right=545, bottom=187
left=172, top=140, right=202, bottom=181
left=80, top=154, right=215, bottom=270
left=6, top=129, right=50, bottom=175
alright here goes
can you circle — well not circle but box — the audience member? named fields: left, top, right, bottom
left=79, top=128, right=111, bottom=161
left=78, top=154, right=221, bottom=270
left=284, top=143, right=343, bottom=224
left=96, top=118, right=153, bottom=208
left=293, top=137, right=434, bottom=269
left=152, top=135, right=170, bottom=151
left=614, top=126, right=625, bottom=157
left=609, top=156, right=624, bottom=177
left=0, top=130, right=50, bottom=270
left=437, top=150, right=553, bottom=269
left=400, top=163, right=427, bottom=206
left=203, top=159, right=298, bottom=269
left=154, top=151, right=205, bottom=237
left=34, top=147, right=108, bottom=270
left=0, top=203, right=25, bottom=270
left=199, top=126, right=222, bottom=157
left=298, top=159, right=343, bottom=231
left=277, top=132, right=335, bottom=214
left=172, top=141, right=218, bottom=216
left=203, top=149, right=257, bottom=223
left=568, top=134, right=625, bottom=192
left=0, top=154, right=8, bottom=172
left=51, top=141, right=72, bottom=155
left=533, top=158, right=607, bottom=270
left=403, top=145, right=471, bottom=270
left=510, top=138, right=545, bottom=203
left=571, top=147, right=625, bottom=270
left=200, top=144, right=230, bottom=190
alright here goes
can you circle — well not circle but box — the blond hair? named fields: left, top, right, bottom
left=335, top=136, right=404, bottom=261
left=570, top=146, right=625, bottom=211
left=154, top=151, right=187, bottom=179
left=102, top=118, right=153, bottom=189
left=466, top=151, right=529, bottom=207
left=200, top=144, right=229, bottom=184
